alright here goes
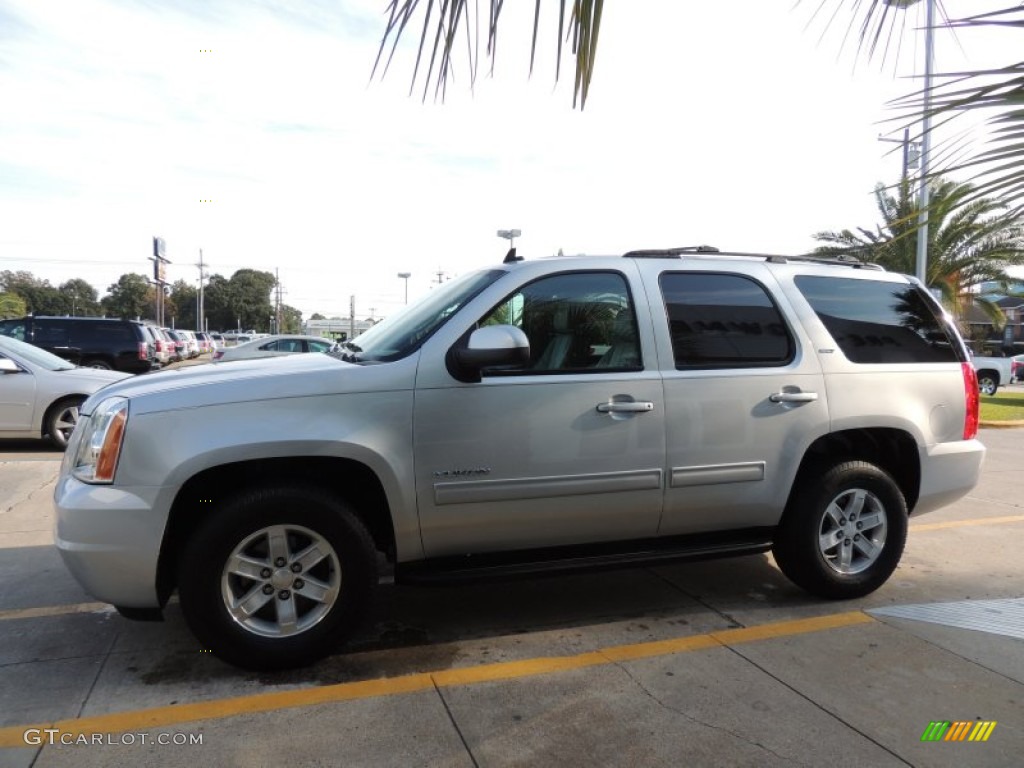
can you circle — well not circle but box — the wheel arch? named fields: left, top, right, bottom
left=156, top=457, right=395, bottom=606
left=786, top=428, right=920, bottom=516
left=39, top=394, right=86, bottom=439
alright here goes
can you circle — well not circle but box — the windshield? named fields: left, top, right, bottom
left=339, top=269, right=506, bottom=362
left=0, top=336, right=78, bottom=371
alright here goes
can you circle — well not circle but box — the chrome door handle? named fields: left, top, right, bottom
left=769, top=391, right=818, bottom=404
left=596, top=401, right=654, bottom=413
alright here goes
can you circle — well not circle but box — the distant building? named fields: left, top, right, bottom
left=303, top=317, right=377, bottom=341
left=963, top=290, right=1024, bottom=353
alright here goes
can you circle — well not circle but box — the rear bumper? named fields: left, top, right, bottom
left=915, top=438, right=986, bottom=516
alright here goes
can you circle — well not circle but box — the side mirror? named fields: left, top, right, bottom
left=0, top=358, right=20, bottom=374
left=447, top=325, right=530, bottom=383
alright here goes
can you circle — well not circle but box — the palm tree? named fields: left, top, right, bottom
left=374, top=2, right=1024, bottom=206
left=812, top=178, right=1024, bottom=327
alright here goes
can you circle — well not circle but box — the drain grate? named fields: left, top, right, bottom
left=868, top=598, right=1024, bottom=640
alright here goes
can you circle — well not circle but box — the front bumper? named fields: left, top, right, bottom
left=53, top=473, right=167, bottom=608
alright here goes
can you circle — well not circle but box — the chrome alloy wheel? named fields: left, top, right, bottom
left=52, top=403, right=80, bottom=446
left=817, top=488, right=888, bottom=575
left=221, top=524, right=341, bottom=638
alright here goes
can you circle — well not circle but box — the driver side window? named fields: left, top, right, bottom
left=479, top=271, right=642, bottom=374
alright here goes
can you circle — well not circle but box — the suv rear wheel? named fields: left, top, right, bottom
left=773, top=461, right=907, bottom=599
left=177, top=486, right=377, bottom=670
left=81, top=358, right=113, bottom=370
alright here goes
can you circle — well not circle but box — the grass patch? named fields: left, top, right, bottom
left=980, top=390, right=1024, bottom=422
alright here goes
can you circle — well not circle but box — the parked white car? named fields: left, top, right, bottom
left=212, top=335, right=336, bottom=362
left=0, top=335, right=130, bottom=448
left=179, top=330, right=201, bottom=359
left=971, top=354, right=1014, bottom=396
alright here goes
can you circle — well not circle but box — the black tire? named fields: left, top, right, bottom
left=976, top=372, right=998, bottom=396
left=773, top=461, right=907, bottom=600
left=177, top=486, right=377, bottom=671
left=82, top=358, right=113, bottom=370
left=45, top=397, right=84, bottom=450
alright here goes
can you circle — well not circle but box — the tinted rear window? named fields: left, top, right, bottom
left=794, top=276, right=962, bottom=364
left=33, top=320, right=71, bottom=345
left=660, top=272, right=794, bottom=368
left=72, top=320, right=135, bottom=343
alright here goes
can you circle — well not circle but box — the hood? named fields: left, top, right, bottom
left=79, top=353, right=393, bottom=416
left=64, top=368, right=133, bottom=388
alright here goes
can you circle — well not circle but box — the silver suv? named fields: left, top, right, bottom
left=54, top=248, right=985, bottom=670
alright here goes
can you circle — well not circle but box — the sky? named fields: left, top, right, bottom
left=0, top=0, right=1017, bottom=322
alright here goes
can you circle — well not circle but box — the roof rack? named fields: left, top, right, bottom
left=623, top=245, right=720, bottom=258
left=621, top=247, right=884, bottom=271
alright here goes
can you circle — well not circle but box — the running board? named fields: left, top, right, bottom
left=395, top=529, right=774, bottom=585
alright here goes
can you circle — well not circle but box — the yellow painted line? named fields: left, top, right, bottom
left=710, top=611, right=875, bottom=644
left=0, top=610, right=872, bottom=748
left=0, top=602, right=112, bottom=621
left=911, top=513, right=1024, bottom=532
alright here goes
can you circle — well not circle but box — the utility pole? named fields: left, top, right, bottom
left=196, top=249, right=208, bottom=333
left=274, top=268, right=281, bottom=334
left=878, top=129, right=920, bottom=188
left=435, top=268, right=446, bottom=285
left=349, top=295, right=355, bottom=340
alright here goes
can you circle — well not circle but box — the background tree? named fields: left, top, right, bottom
left=101, top=273, right=152, bottom=319
left=169, top=279, right=198, bottom=330
left=227, top=269, right=276, bottom=332
left=201, top=270, right=276, bottom=332
left=310, top=312, right=326, bottom=321
left=813, top=178, right=1024, bottom=326
left=0, top=270, right=64, bottom=314
left=202, top=274, right=233, bottom=331
left=0, top=292, right=27, bottom=319
left=59, top=278, right=100, bottom=316
left=279, top=304, right=304, bottom=334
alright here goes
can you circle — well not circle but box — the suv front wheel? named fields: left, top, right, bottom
left=773, top=461, right=908, bottom=599
left=177, top=486, right=377, bottom=671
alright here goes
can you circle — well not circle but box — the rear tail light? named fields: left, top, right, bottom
left=962, top=362, right=979, bottom=440
left=138, top=341, right=148, bottom=360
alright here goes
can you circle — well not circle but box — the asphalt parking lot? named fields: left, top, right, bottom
left=0, top=429, right=1021, bottom=767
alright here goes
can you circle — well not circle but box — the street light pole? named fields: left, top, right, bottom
left=397, top=272, right=411, bottom=304
left=497, top=229, right=521, bottom=251
left=915, top=0, right=936, bottom=285
left=885, top=0, right=935, bottom=284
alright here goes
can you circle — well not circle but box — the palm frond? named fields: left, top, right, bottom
left=807, top=2, right=1024, bottom=211
left=373, top=0, right=604, bottom=108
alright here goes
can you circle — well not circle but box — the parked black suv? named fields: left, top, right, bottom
left=0, top=316, right=157, bottom=373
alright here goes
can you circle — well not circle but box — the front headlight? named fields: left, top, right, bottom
left=70, top=397, right=129, bottom=484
